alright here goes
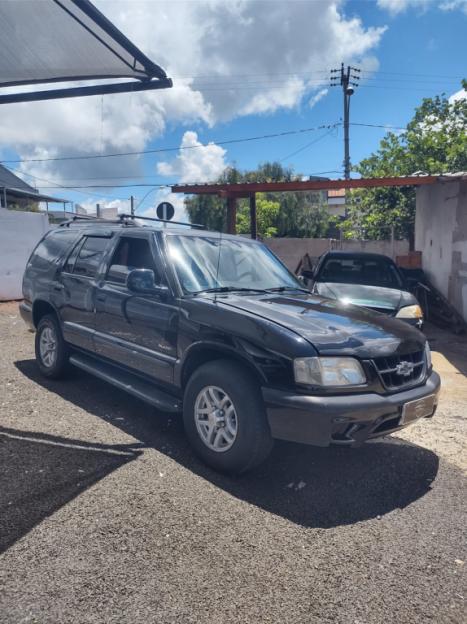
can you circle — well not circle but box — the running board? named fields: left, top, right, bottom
left=69, top=353, right=182, bottom=413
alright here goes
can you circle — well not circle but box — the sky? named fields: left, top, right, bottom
left=0, top=0, right=466, bottom=221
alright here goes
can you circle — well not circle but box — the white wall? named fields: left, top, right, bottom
left=0, top=209, right=50, bottom=300
left=415, top=179, right=467, bottom=321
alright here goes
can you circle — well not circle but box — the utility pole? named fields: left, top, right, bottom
left=330, top=63, right=360, bottom=179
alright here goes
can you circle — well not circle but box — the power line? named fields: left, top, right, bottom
left=0, top=123, right=340, bottom=165
left=279, top=127, right=337, bottom=162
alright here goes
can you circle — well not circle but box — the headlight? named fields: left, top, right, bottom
left=293, top=357, right=366, bottom=387
left=425, top=342, right=432, bottom=369
left=396, top=304, right=423, bottom=319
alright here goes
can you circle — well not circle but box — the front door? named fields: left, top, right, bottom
left=94, top=233, right=178, bottom=384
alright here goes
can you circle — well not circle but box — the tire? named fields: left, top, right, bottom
left=35, top=314, right=69, bottom=379
left=183, top=359, right=273, bottom=474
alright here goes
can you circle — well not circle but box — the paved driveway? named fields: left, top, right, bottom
left=0, top=303, right=466, bottom=623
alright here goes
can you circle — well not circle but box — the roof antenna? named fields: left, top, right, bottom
left=214, top=229, right=222, bottom=304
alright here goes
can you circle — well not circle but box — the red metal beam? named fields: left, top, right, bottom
left=172, top=176, right=438, bottom=196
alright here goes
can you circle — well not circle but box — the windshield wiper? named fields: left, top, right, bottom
left=192, top=286, right=267, bottom=295
left=265, top=286, right=310, bottom=294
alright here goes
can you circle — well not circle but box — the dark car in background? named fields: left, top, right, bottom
left=306, top=251, right=424, bottom=329
left=20, top=220, right=438, bottom=474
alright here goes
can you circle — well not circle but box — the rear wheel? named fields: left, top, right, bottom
left=183, top=360, right=273, bottom=474
left=35, top=314, right=69, bottom=379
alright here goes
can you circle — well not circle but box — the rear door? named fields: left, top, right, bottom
left=59, top=233, right=112, bottom=351
left=94, top=232, right=179, bottom=383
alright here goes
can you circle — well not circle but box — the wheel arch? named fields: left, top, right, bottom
left=32, top=299, right=59, bottom=328
left=178, top=343, right=267, bottom=390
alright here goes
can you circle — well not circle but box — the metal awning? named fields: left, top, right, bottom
left=0, top=0, right=172, bottom=104
left=3, top=187, right=67, bottom=204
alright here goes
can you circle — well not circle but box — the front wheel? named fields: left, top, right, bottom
left=35, top=314, right=69, bottom=379
left=183, top=360, right=273, bottom=474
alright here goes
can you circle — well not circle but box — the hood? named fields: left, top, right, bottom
left=314, top=282, right=417, bottom=312
left=214, top=292, right=424, bottom=358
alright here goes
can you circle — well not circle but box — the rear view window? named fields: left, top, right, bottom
left=29, top=230, right=79, bottom=271
left=318, top=257, right=403, bottom=288
left=73, top=237, right=109, bottom=278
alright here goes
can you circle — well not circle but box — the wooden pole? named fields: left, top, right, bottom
left=249, top=194, right=257, bottom=239
left=227, top=195, right=237, bottom=234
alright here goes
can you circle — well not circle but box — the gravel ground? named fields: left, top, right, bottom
left=0, top=302, right=466, bottom=624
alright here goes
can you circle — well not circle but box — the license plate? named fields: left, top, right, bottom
left=401, top=394, right=437, bottom=425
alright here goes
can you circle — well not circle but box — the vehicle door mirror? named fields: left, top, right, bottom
left=300, top=268, right=315, bottom=281
left=127, top=269, right=169, bottom=299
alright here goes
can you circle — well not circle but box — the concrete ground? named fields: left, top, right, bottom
left=0, top=302, right=466, bottom=624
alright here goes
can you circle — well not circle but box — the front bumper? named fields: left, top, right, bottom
left=19, top=301, right=34, bottom=330
left=262, top=371, right=440, bottom=447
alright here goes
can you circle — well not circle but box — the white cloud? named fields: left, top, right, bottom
left=0, top=0, right=386, bottom=188
left=377, top=0, right=467, bottom=13
left=449, top=89, right=467, bottom=103
left=157, top=131, right=227, bottom=183
left=309, top=88, right=329, bottom=109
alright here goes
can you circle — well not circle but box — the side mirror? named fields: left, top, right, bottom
left=300, top=269, right=315, bottom=280
left=127, top=269, right=169, bottom=299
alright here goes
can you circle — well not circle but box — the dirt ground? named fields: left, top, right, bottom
left=0, top=301, right=466, bottom=624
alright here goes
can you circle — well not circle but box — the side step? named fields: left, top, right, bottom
left=69, top=353, right=182, bottom=413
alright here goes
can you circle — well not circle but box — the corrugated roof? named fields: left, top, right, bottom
left=0, top=164, right=36, bottom=193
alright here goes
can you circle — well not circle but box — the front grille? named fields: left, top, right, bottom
left=372, top=350, right=425, bottom=391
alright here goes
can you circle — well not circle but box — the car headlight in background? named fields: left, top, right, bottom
left=396, top=304, right=423, bottom=319
left=294, top=357, right=366, bottom=387
left=425, top=341, right=432, bottom=369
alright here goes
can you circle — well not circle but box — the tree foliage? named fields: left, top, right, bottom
left=185, top=162, right=333, bottom=238
left=344, top=81, right=467, bottom=242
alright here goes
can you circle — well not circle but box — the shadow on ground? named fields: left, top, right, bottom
left=15, top=359, right=439, bottom=531
left=0, top=426, right=142, bottom=553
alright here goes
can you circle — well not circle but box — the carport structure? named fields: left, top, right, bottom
left=0, top=0, right=172, bottom=104
left=172, top=175, right=440, bottom=237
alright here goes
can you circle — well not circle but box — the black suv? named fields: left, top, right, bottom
left=20, top=217, right=440, bottom=474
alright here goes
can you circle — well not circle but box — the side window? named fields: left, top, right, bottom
left=73, top=237, right=109, bottom=278
left=29, top=230, right=79, bottom=271
left=63, top=237, right=84, bottom=273
left=106, top=236, right=160, bottom=285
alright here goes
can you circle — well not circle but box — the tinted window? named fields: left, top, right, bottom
left=29, top=230, right=79, bottom=271
left=317, top=256, right=403, bottom=288
left=73, top=237, right=109, bottom=278
left=106, top=236, right=159, bottom=284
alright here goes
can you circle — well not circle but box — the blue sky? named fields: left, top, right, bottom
left=0, top=0, right=465, bottom=217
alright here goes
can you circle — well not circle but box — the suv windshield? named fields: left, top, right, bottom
left=166, top=234, right=304, bottom=294
left=317, top=256, right=403, bottom=289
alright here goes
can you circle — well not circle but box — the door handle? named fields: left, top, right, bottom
left=53, top=283, right=64, bottom=291
left=96, top=294, right=106, bottom=302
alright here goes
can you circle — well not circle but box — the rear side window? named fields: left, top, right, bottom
left=73, top=237, right=109, bottom=278
left=29, top=230, right=79, bottom=271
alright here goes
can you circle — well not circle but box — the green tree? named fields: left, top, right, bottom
left=185, top=161, right=332, bottom=237
left=236, top=193, right=280, bottom=238
left=344, top=81, right=467, bottom=243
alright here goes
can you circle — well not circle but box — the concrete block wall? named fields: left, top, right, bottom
left=264, top=237, right=409, bottom=273
left=0, top=209, right=50, bottom=300
left=415, top=179, right=467, bottom=321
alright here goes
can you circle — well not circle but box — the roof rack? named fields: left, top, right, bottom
left=118, top=214, right=206, bottom=229
left=59, top=215, right=134, bottom=228
left=59, top=213, right=205, bottom=230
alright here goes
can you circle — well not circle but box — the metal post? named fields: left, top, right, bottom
left=96, top=203, right=101, bottom=218
left=249, top=194, right=257, bottom=239
left=2, top=187, right=7, bottom=209
left=226, top=196, right=237, bottom=234
left=130, top=195, right=135, bottom=216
